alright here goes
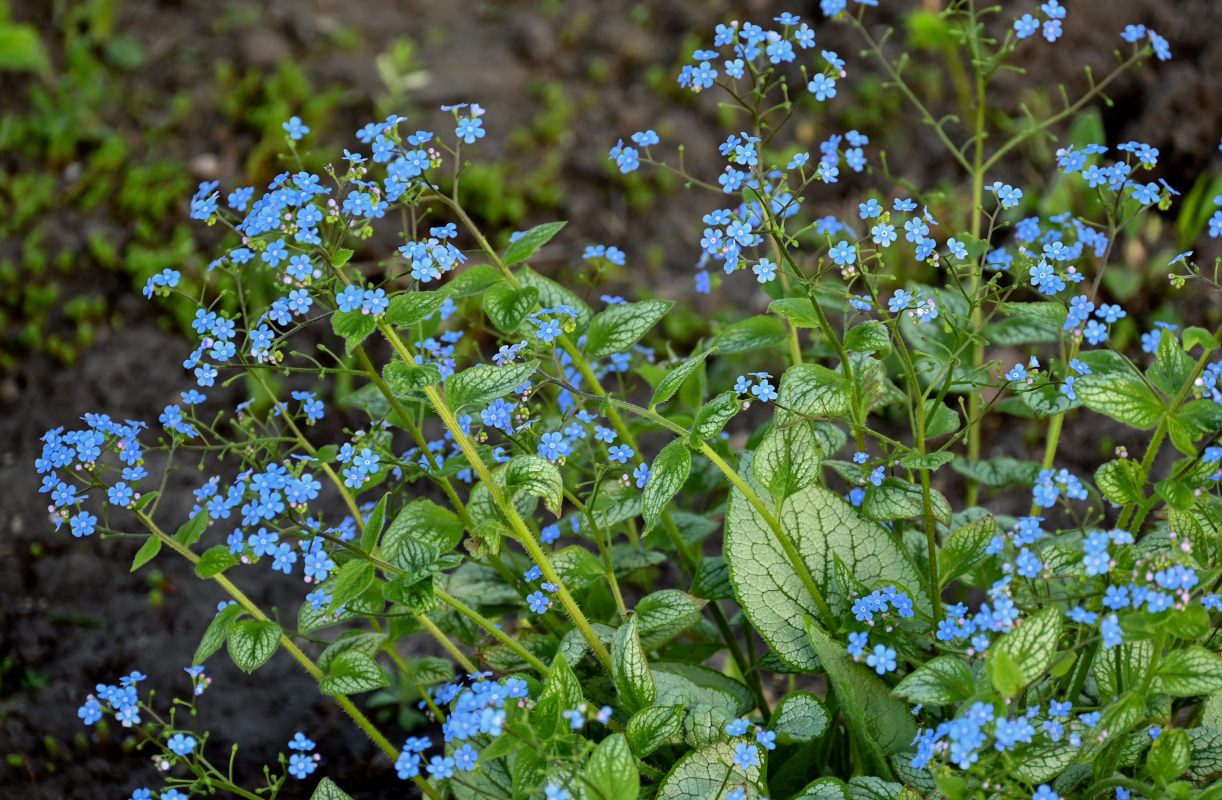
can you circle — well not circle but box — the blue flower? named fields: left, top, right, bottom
left=871, top=222, right=897, bottom=247
left=282, top=116, right=310, bottom=140
left=752, top=258, right=777, bottom=283
left=167, top=733, right=196, bottom=756
left=527, top=592, right=550, bottom=614
left=865, top=644, right=897, bottom=675
left=750, top=380, right=778, bottom=403
left=847, top=630, right=869, bottom=657
left=608, top=445, right=635, bottom=464
left=287, top=752, right=317, bottom=779
left=829, top=240, right=856, bottom=265
left=731, top=741, right=760, bottom=769
left=725, top=718, right=749, bottom=736
left=808, top=74, right=837, bottom=101
left=455, top=117, right=485, bottom=144
left=1013, top=13, right=1039, bottom=39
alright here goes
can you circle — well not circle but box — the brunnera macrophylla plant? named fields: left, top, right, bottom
left=34, top=2, right=1222, bottom=800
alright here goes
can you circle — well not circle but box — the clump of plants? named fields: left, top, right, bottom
left=35, top=2, right=1222, bottom=799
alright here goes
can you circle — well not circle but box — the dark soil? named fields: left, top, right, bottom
left=2, top=1, right=1221, bottom=798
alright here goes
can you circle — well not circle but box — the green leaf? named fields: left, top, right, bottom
left=769, top=690, right=830, bottom=743
left=505, top=454, right=564, bottom=514
left=1075, top=367, right=1165, bottom=429
left=1156, top=478, right=1196, bottom=511
left=193, top=604, right=245, bottom=666
left=331, top=249, right=354, bottom=267
left=657, top=742, right=764, bottom=800
left=950, top=455, right=1041, bottom=487
left=900, top=451, right=953, bottom=471
left=319, top=650, right=389, bottom=695
left=635, top=590, right=706, bottom=650
left=805, top=619, right=916, bottom=762
left=585, top=733, right=639, bottom=800
left=1184, top=326, right=1219, bottom=354
left=483, top=283, right=539, bottom=332
left=611, top=616, right=656, bottom=712
left=923, top=399, right=960, bottom=437
left=227, top=619, right=281, bottom=673
left=893, top=655, right=973, bottom=705
left=1147, top=728, right=1191, bottom=784
left=989, top=605, right=1062, bottom=695
left=1148, top=329, right=1194, bottom=398
left=652, top=349, right=712, bottom=407
left=130, top=535, right=162, bottom=572
left=446, top=360, right=538, bottom=411
left=754, top=421, right=820, bottom=505
left=1079, top=693, right=1146, bottom=762
left=987, top=302, right=1066, bottom=344
left=653, top=663, right=753, bottom=717
left=331, top=309, right=377, bottom=352
left=360, top=493, right=389, bottom=553
left=1158, top=647, right=1222, bottom=696
left=844, top=321, right=892, bottom=357
left=1188, top=727, right=1222, bottom=777
left=330, top=560, right=376, bottom=614
left=309, top=778, right=354, bottom=800
left=847, top=776, right=907, bottom=800
left=385, top=289, right=450, bottom=327
left=385, top=498, right=464, bottom=555
left=586, top=300, right=672, bottom=359
left=503, top=221, right=565, bottom=266
left=793, top=778, right=849, bottom=800
left=0, top=24, right=51, bottom=75
left=383, top=573, right=437, bottom=613
left=446, top=265, right=504, bottom=297
left=174, top=510, right=210, bottom=546
left=195, top=545, right=240, bottom=579
left=384, top=361, right=442, bottom=393
left=775, top=363, right=850, bottom=424
left=643, top=440, right=691, bottom=531
left=317, top=631, right=386, bottom=673
left=769, top=298, right=823, bottom=329
left=1010, top=742, right=1078, bottom=784
left=711, top=315, right=787, bottom=353
left=542, top=652, right=584, bottom=709
left=691, top=391, right=739, bottom=441
left=690, top=556, right=733, bottom=601
left=627, top=705, right=684, bottom=757
left=938, top=514, right=996, bottom=586
left=862, top=477, right=951, bottom=525
left=516, top=266, right=593, bottom=332
left=1095, top=459, right=1146, bottom=506
left=726, top=455, right=929, bottom=670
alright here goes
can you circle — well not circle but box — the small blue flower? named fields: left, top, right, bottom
left=166, top=733, right=196, bottom=756
left=282, top=116, right=310, bottom=141
left=455, top=117, right=486, bottom=144
left=865, top=644, right=897, bottom=675
left=731, top=741, right=760, bottom=770
left=526, top=591, right=550, bottom=614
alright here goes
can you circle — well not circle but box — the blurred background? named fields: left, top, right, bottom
left=1, top=1, right=1220, bottom=797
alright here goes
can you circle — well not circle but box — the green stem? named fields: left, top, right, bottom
left=246, top=367, right=476, bottom=672
left=353, top=344, right=477, bottom=531
left=566, top=488, right=629, bottom=619
left=134, top=513, right=407, bottom=769
left=378, top=319, right=614, bottom=673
